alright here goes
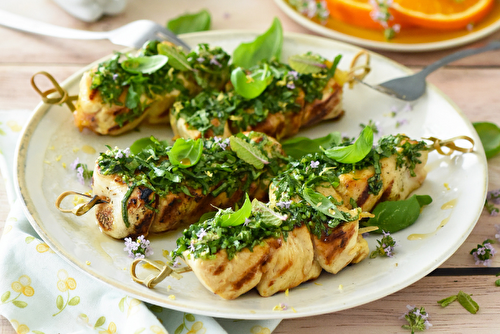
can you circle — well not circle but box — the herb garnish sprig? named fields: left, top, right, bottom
left=470, top=239, right=496, bottom=266
left=370, top=230, right=397, bottom=258
left=400, top=305, right=432, bottom=333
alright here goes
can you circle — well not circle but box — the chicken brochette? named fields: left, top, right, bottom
left=74, top=41, right=231, bottom=135
left=171, top=57, right=349, bottom=141
left=92, top=132, right=286, bottom=239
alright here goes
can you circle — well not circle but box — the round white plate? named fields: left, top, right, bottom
left=275, top=0, right=500, bottom=52
left=15, top=31, right=487, bottom=319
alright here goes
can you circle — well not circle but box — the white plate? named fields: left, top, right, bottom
left=275, top=0, right=500, bottom=52
left=15, top=31, right=487, bottom=319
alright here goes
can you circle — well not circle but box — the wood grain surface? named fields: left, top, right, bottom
left=1, top=0, right=500, bottom=332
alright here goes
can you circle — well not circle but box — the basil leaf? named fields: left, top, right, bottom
left=473, top=122, right=500, bottom=158
left=437, top=295, right=457, bottom=307
left=288, top=54, right=327, bottom=74
left=157, top=43, right=193, bottom=71
left=252, top=199, right=286, bottom=227
left=457, top=291, right=479, bottom=314
left=231, top=64, right=273, bottom=99
left=220, top=194, right=252, bottom=227
left=121, top=55, right=168, bottom=74
left=362, top=194, right=433, bottom=233
left=229, top=136, right=269, bottom=169
left=196, top=211, right=217, bottom=224
left=232, top=17, right=283, bottom=68
left=302, top=187, right=347, bottom=223
left=167, top=9, right=211, bottom=34
left=281, top=132, right=341, bottom=159
left=167, top=138, right=203, bottom=168
left=324, top=126, right=373, bottom=164
left=130, top=136, right=168, bottom=155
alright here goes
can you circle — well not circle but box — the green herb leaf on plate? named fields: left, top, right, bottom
left=232, top=17, right=283, bottom=68
left=229, top=136, right=269, bottom=169
left=220, top=194, right=252, bottom=227
left=281, top=132, right=341, bottom=159
left=157, top=43, right=193, bottom=71
left=437, top=295, right=457, bottom=307
left=473, top=122, right=500, bottom=158
left=362, top=194, right=432, bottom=233
left=252, top=199, right=286, bottom=227
left=167, top=138, right=203, bottom=168
left=288, top=54, right=327, bottom=74
left=302, top=187, right=347, bottom=224
left=327, top=54, right=342, bottom=79
left=231, top=64, right=273, bottom=99
left=324, top=126, right=373, bottom=164
left=457, top=290, right=479, bottom=314
left=121, top=55, right=168, bottom=74
left=130, top=136, right=168, bottom=155
left=167, top=9, right=211, bottom=34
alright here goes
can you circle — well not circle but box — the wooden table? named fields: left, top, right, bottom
left=1, top=0, right=500, bottom=332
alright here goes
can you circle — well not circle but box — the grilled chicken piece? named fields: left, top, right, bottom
left=92, top=132, right=284, bottom=239
left=257, top=225, right=322, bottom=297
left=183, top=241, right=275, bottom=300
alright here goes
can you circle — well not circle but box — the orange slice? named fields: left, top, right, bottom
left=391, top=0, right=494, bottom=30
left=325, top=0, right=408, bottom=30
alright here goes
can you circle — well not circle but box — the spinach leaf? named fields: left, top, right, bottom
left=252, top=199, right=286, bottom=227
left=281, top=132, right=341, bottom=159
left=167, top=138, right=203, bottom=168
left=362, top=194, right=433, bottom=233
left=157, top=43, right=192, bottom=71
left=232, top=17, right=283, bottom=68
left=324, top=126, right=373, bottom=163
left=288, top=54, right=327, bottom=74
left=220, top=194, right=252, bottom=227
left=231, top=64, right=273, bottom=99
left=130, top=136, right=168, bottom=155
left=302, top=187, right=347, bottom=224
left=473, top=122, right=500, bottom=158
left=229, top=136, right=269, bottom=169
left=121, top=55, right=168, bottom=74
left=457, top=291, right=479, bottom=314
left=166, top=9, right=211, bottom=34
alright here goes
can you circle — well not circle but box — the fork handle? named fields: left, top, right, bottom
left=419, top=40, right=500, bottom=78
left=0, top=9, right=108, bottom=40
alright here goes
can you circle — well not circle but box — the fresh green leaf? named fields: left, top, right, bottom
left=495, top=279, right=500, bottom=286
left=362, top=194, right=432, bottom=233
left=302, top=187, right=347, bottom=223
left=167, top=9, right=211, bottom=34
left=68, top=296, right=80, bottom=306
left=130, top=136, right=168, bottom=155
left=121, top=55, right=168, bottom=74
left=437, top=295, right=457, bottom=307
left=1, top=291, right=10, bottom=303
left=281, top=132, right=341, bottom=159
left=56, top=295, right=64, bottom=310
left=457, top=291, right=479, bottom=314
left=94, top=316, right=106, bottom=328
left=288, top=54, right=327, bottom=74
left=157, top=43, right=193, bottom=71
left=327, top=55, right=342, bottom=79
left=473, top=122, right=500, bottom=158
left=196, top=211, right=217, bottom=224
left=229, top=136, right=269, bottom=169
left=324, top=126, right=373, bottom=163
left=231, top=64, right=273, bottom=99
left=220, top=194, right=252, bottom=227
left=13, top=301, right=27, bottom=308
left=252, top=199, right=285, bottom=227
left=232, top=17, right=283, bottom=68
left=167, top=138, right=203, bottom=168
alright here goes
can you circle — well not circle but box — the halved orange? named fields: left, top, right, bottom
left=325, top=0, right=409, bottom=30
left=391, top=0, right=495, bottom=30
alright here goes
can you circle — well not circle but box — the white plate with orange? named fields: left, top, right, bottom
left=275, top=0, right=500, bottom=52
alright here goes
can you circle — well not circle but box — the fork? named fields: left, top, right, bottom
left=0, top=9, right=191, bottom=51
left=357, top=40, right=500, bottom=101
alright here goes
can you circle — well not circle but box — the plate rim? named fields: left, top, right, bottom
left=14, top=30, right=488, bottom=319
left=274, top=0, right=500, bottom=52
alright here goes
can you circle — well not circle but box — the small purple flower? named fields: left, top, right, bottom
left=197, top=57, right=205, bottom=63
left=288, top=71, right=299, bottom=80
left=214, top=137, right=230, bottom=150
left=467, top=23, right=474, bottom=31
left=495, top=224, right=500, bottom=242
left=188, top=241, right=196, bottom=253
left=392, top=24, right=401, bottom=33
left=287, top=82, right=296, bottom=90
left=244, top=218, right=251, bottom=226
left=76, top=166, right=85, bottom=185
left=310, top=161, right=320, bottom=169
left=402, top=102, right=413, bottom=112
left=471, top=241, right=495, bottom=266
left=112, top=73, right=119, bottom=80
left=210, top=57, right=222, bottom=67
left=280, top=303, right=288, bottom=310
left=276, top=201, right=292, bottom=209
left=197, top=228, right=207, bottom=240
left=70, top=157, right=80, bottom=170
left=124, top=235, right=153, bottom=259
left=487, top=189, right=500, bottom=204
left=172, top=258, right=181, bottom=268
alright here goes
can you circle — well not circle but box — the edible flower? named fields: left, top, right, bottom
left=370, top=230, right=397, bottom=258
left=310, top=160, right=320, bottom=169
left=276, top=201, right=292, bottom=209
left=124, top=235, right=153, bottom=259
left=273, top=303, right=288, bottom=311
left=470, top=240, right=496, bottom=266
left=400, top=305, right=432, bottom=333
